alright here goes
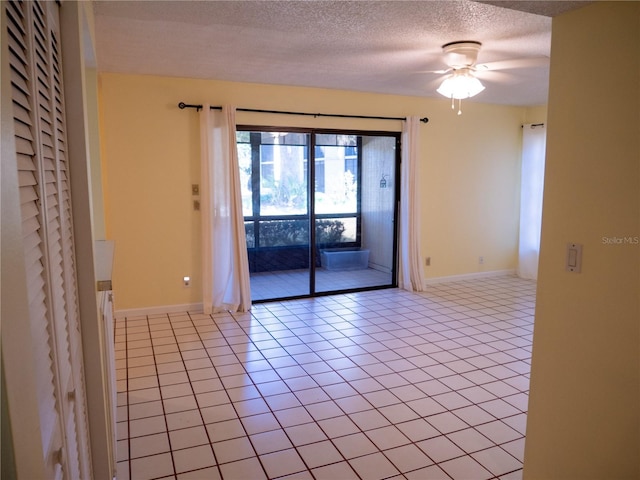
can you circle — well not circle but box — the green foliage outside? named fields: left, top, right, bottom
left=245, top=219, right=345, bottom=247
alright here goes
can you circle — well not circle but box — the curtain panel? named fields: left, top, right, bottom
left=200, top=105, right=251, bottom=312
left=399, top=116, right=425, bottom=292
left=517, top=124, right=547, bottom=280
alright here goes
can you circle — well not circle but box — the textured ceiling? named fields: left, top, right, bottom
left=92, top=0, right=590, bottom=106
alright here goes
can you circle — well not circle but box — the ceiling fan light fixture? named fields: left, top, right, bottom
left=436, top=68, right=485, bottom=100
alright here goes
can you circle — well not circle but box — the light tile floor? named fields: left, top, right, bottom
left=115, top=275, right=535, bottom=480
left=250, top=268, right=393, bottom=301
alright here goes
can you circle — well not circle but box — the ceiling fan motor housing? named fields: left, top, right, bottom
left=442, top=41, right=482, bottom=69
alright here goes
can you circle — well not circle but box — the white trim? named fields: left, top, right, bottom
left=424, top=269, right=516, bottom=287
left=116, top=270, right=517, bottom=317
left=115, top=303, right=204, bottom=319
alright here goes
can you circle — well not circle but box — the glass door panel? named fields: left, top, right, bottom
left=315, top=134, right=397, bottom=293
left=238, top=131, right=310, bottom=301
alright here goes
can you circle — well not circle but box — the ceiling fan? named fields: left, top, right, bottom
left=429, top=40, right=549, bottom=114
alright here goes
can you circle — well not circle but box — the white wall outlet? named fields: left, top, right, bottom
left=183, top=276, right=191, bottom=287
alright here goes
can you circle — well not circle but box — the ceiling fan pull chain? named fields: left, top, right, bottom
left=458, top=98, right=463, bottom=115
left=451, top=96, right=455, bottom=110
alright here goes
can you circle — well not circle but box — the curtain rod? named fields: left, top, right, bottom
left=178, top=102, right=428, bottom=124
left=522, top=123, right=545, bottom=128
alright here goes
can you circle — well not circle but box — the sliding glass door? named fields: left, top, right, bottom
left=238, top=128, right=399, bottom=302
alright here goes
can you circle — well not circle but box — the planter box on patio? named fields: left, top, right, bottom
left=320, top=248, right=369, bottom=271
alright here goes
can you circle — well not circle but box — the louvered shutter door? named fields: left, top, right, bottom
left=5, top=1, right=91, bottom=478
left=50, top=10, right=94, bottom=480
left=6, top=2, right=64, bottom=476
left=47, top=4, right=93, bottom=478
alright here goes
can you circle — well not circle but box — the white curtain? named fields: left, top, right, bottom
left=517, top=124, right=547, bottom=280
left=200, top=105, right=251, bottom=312
left=398, top=116, right=425, bottom=292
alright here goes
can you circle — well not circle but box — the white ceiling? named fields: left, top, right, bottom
left=92, top=0, right=591, bottom=107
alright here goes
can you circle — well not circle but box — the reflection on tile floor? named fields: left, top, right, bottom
left=250, top=268, right=393, bottom=301
left=115, top=275, right=535, bottom=480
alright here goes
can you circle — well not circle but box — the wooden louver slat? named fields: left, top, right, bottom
left=49, top=19, right=90, bottom=479
left=10, top=0, right=64, bottom=471
left=6, top=0, right=93, bottom=476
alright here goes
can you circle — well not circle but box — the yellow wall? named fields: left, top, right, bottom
left=524, top=105, right=547, bottom=125
left=524, top=2, right=640, bottom=479
left=99, top=74, right=526, bottom=310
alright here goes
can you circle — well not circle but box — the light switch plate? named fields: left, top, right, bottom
left=566, top=243, right=583, bottom=273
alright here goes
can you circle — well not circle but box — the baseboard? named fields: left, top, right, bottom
left=115, top=270, right=517, bottom=317
left=423, top=269, right=516, bottom=288
left=115, top=303, right=204, bottom=319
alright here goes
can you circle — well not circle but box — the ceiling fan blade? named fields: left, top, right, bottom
left=414, top=68, right=452, bottom=75
left=474, top=69, right=513, bottom=83
left=476, top=56, right=549, bottom=71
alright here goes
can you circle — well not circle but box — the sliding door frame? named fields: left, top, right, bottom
left=238, top=125, right=402, bottom=302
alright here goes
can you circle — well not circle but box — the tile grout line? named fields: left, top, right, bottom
left=216, top=310, right=324, bottom=479
left=253, top=291, right=523, bottom=476
left=124, top=316, right=132, bottom=480
left=149, top=313, right=178, bottom=479
left=188, top=310, right=270, bottom=479
left=122, top=277, right=534, bottom=480
left=228, top=309, right=364, bottom=480
left=233, top=306, right=504, bottom=477
left=166, top=310, right=224, bottom=479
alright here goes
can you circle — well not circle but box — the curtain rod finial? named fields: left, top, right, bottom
left=178, top=102, right=186, bottom=109
left=420, top=117, right=429, bottom=124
